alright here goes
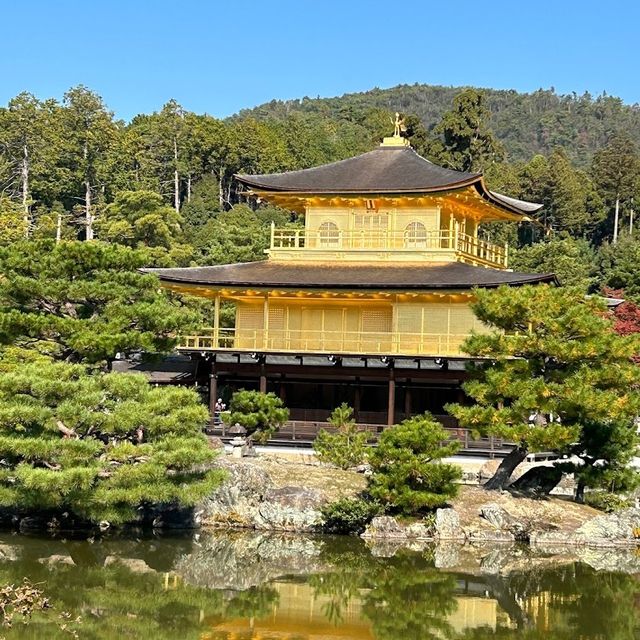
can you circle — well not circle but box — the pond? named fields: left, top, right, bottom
left=0, top=530, right=638, bottom=639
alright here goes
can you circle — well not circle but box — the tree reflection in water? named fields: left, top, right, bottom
left=0, top=532, right=635, bottom=639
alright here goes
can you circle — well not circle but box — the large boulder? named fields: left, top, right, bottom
left=255, top=487, right=325, bottom=532
left=200, top=460, right=274, bottom=528
left=479, top=503, right=529, bottom=540
left=435, top=508, right=465, bottom=541
left=574, top=507, right=640, bottom=545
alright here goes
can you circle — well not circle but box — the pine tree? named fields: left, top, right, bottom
left=447, top=284, right=640, bottom=492
left=368, top=413, right=461, bottom=514
left=431, top=89, right=505, bottom=172
left=222, top=390, right=289, bottom=444
left=0, top=357, right=222, bottom=524
left=0, top=239, right=201, bottom=364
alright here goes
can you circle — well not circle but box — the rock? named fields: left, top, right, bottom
left=574, top=506, right=640, bottom=545
left=201, top=460, right=274, bottom=527
left=353, top=464, right=372, bottom=475
left=104, top=556, right=155, bottom=574
left=479, top=503, right=529, bottom=540
left=256, top=487, right=325, bottom=532
left=509, top=466, right=563, bottom=495
left=207, top=436, right=225, bottom=450
left=38, top=554, right=75, bottom=566
left=478, top=459, right=501, bottom=480
left=362, top=516, right=433, bottom=540
left=435, top=508, right=465, bottom=541
left=467, top=529, right=516, bottom=544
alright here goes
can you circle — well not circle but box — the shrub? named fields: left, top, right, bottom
left=368, top=413, right=461, bottom=515
left=321, top=497, right=382, bottom=534
left=584, top=491, right=632, bottom=513
left=222, top=390, right=289, bottom=444
left=313, top=404, right=369, bottom=469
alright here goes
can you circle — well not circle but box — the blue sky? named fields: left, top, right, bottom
left=1, top=0, right=638, bottom=120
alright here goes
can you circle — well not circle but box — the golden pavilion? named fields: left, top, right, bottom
left=149, top=126, right=554, bottom=448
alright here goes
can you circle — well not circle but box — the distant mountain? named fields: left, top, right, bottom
left=236, top=84, right=640, bottom=166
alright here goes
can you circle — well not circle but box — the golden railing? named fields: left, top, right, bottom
left=179, top=327, right=471, bottom=357
left=269, top=227, right=508, bottom=267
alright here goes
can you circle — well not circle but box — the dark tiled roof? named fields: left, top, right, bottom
left=147, top=261, right=557, bottom=290
left=111, top=355, right=198, bottom=383
left=237, top=147, right=479, bottom=193
left=235, top=146, right=543, bottom=216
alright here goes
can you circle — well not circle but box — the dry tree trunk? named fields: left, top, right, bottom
left=484, top=445, right=529, bottom=490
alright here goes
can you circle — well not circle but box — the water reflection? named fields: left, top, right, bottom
left=0, top=531, right=635, bottom=639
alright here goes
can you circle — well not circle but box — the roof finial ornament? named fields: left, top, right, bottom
left=380, top=112, right=410, bottom=148
left=392, top=112, right=405, bottom=138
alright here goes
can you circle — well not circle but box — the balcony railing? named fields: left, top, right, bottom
left=179, top=327, right=471, bottom=357
left=269, top=227, right=508, bottom=268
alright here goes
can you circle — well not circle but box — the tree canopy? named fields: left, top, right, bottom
left=0, top=358, right=222, bottom=524
left=447, top=284, right=640, bottom=491
left=0, top=240, right=200, bottom=364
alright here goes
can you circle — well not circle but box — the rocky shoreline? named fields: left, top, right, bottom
left=201, top=455, right=640, bottom=549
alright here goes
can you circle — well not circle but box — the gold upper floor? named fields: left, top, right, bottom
left=266, top=191, right=511, bottom=269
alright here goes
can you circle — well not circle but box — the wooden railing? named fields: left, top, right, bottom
left=180, top=327, right=472, bottom=356
left=269, top=226, right=508, bottom=268
left=209, top=419, right=511, bottom=457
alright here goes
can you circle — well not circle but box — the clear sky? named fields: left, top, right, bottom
left=1, top=0, right=638, bottom=121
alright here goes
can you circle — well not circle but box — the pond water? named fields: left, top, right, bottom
left=0, top=530, right=638, bottom=639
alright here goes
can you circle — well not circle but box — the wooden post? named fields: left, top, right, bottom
left=354, top=379, right=361, bottom=421
left=259, top=363, right=267, bottom=393
left=209, top=359, right=217, bottom=427
left=387, top=367, right=395, bottom=427
left=263, top=293, right=269, bottom=350
left=213, top=292, right=220, bottom=347
left=404, top=382, right=412, bottom=418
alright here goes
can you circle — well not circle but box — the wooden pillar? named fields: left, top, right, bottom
left=387, top=367, right=395, bottom=427
left=354, top=378, right=361, bottom=421
left=213, top=292, right=220, bottom=346
left=279, top=376, right=286, bottom=402
left=209, top=359, right=217, bottom=423
left=262, top=293, right=269, bottom=350
left=404, top=380, right=412, bottom=418
left=259, top=363, right=267, bottom=393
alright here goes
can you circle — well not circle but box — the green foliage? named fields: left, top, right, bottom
left=97, top=190, right=183, bottom=249
left=447, top=285, right=640, bottom=491
left=0, top=359, right=222, bottom=524
left=222, top=390, right=289, bottom=444
left=584, top=490, right=632, bottom=513
left=367, top=414, right=461, bottom=514
left=599, top=235, right=640, bottom=300
left=0, top=197, right=27, bottom=245
left=0, top=239, right=201, bottom=364
left=313, top=404, right=369, bottom=469
left=431, top=89, right=505, bottom=172
left=321, top=496, right=382, bottom=534
left=510, top=237, right=598, bottom=291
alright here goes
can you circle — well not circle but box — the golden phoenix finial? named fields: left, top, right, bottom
left=392, top=112, right=405, bottom=137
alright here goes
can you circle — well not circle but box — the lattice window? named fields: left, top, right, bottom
left=404, top=221, right=428, bottom=247
left=318, top=221, right=339, bottom=246
left=268, top=307, right=285, bottom=331
left=237, top=305, right=264, bottom=331
left=354, top=213, right=388, bottom=231
left=361, top=308, right=392, bottom=333
left=396, top=306, right=422, bottom=334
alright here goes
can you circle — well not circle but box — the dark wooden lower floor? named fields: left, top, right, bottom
left=209, top=419, right=512, bottom=458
